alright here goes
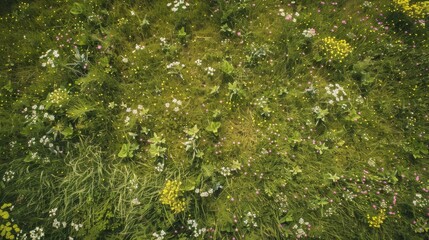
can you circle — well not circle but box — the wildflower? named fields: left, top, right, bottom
left=195, top=59, right=202, bottom=66
left=367, top=209, right=386, bottom=228
left=131, top=198, right=141, bottom=205
left=302, top=28, right=316, bottom=38
left=49, top=208, right=57, bottom=217
left=160, top=180, right=186, bottom=213
left=204, top=66, right=216, bottom=76
left=320, top=37, right=352, bottom=62
left=53, top=218, right=61, bottom=229
left=2, top=170, right=15, bottom=182
left=29, top=227, right=44, bottom=240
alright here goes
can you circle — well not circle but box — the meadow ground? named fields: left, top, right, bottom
left=0, top=0, right=428, bottom=239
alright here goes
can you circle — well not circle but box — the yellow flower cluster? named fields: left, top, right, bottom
left=47, top=88, right=70, bottom=107
left=393, top=0, right=429, bottom=19
left=0, top=203, right=21, bottom=240
left=320, top=37, right=353, bottom=62
left=160, top=180, right=186, bottom=214
left=367, top=209, right=386, bottom=228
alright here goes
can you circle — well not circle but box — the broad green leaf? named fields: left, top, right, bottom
left=205, top=121, right=221, bottom=135
left=118, top=144, right=129, bottom=158
left=70, top=3, right=84, bottom=15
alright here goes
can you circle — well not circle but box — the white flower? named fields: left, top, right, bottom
left=165, top=103, right=170, bottom=108
left=173, top=107, right=179, bottom=112
left=130, top=10, right=135, bottom=16
left=53, top=218, right=61, bottom=229
left=131, top=198, right=141, bottom=205
left=49, top=208, right=58, bottom=217
left=302, top=28, right=316, bottom=38
left=122, top=57, right=129, bottom=63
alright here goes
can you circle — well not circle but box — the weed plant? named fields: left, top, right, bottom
left=0, top=0, right=428, bottom=239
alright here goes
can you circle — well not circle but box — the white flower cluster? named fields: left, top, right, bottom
left=131, top=198, right=141, bottom=205
left=220, top=167, right=232, bottom=176
left=363, top=1, right=373, bottom=8
left=36, top=134, right=63, bottom=155
left=132, top=44, right=145, bottom=53
left=152, top=230, right=166, bottom=240
left=302, top=28, right=316, bottom=38
left=23, top=105, right=55, bottom=124
left=187, top=219, right=206, bottom=238
left=165, top=98, right=183, bottom=112
left=274, top=192, right=289, bottom=213
left=278, top=9, right=299, bottom=22
left=127, top=178, right=139, bottom=191
left=71, top=222, right=83, bottom=231
left=52, top=218, right=67, bottom=229
left=29, top=227, right=44, bottom=240
left=40, top=49, right=59, bottom=68
left=167, top=0, right=189, bottom=12
left=325, top=83, right=347, bottom=104
left=195, top=188, right=214, bottom=198
left=413, top=193, right=429, bottom=208
left=292, top=218, right=311, bottom=239
left=49, top=208, right=57, bottom=217
left=155, top=162, right=164, bottom=172
left=123, top=103, right=149, bottom=126
left=194, top=59, right=202, bottom=66
left=243, top=212, right=258, bottom=228
left=166, top=61, right=185, bottom=70
left=2, top=170, right=15, bottom=182
left=204, top=66, right=215, bottom=76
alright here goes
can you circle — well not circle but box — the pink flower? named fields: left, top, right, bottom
left=285, top=14, right=293, bottom=21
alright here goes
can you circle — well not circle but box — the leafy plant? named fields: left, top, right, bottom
left=205, top=121, right=221, bottom=136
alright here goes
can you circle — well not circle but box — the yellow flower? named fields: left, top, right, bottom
left=367, top=209, right=386, bottom=228
left=320, top=37, right=352, bottom=61
left=392, top=0, right=429, bottom=19
left=160, top=180, right=186, bottom=213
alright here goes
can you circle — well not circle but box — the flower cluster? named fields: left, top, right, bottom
left=52, top=218, right=67, bottom=229
left=274, top=192, right=289, bottom=213
left=122, top=103, right=149, bottom=126
left=392, top=0, right=428, bottom=19
left=194, top=59, right=202, bottom=66
left=320, top=37, right=352, bottom=62
left=325, top=83, right=347, bottom=104
left=47, top=88, right=70, bottom=108
left=278, top=8, right=299, bottom=22
left=187, top=219, right=206, bottom=238
left=292, top=218, right=311, bottom=239
left=367, top=208, right=386, bottom=228
left=204, top=66, right=215, bottom=76
left=2, top=171, right=15, bottom=183
left=412, top=193, right=429, bottom=208
left=40, top=49, right=60, bottom=68
left=132, top=44, right=145, bottom=53
left=23, top=104, right=55, bottom=124
left=1, top=203, right=21, bottom=240
left=166, top=61, right=185, bottom=70
left=302, top=28, right=317, bottom=38
left=243, top=212, right=258, bottom=228
left=195, top=188, right=214, bottom=198
left=71, top=222, right=83, bottom=231
left=29, top=227, right=44, bottom=240
left=167, top=0, right=189, bottom=12
left=165, top=98, right=183, bottom=112
left=155, top=162, right=164, bottom=172
left=160, top=180, right=186, bottom=213
left=153, top=230, right=166, bottom=240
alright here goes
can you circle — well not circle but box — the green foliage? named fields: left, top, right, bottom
left=0, top=0, right=428, bottom=239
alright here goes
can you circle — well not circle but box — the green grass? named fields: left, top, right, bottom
left=0, top=0, right=428, bottom=239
